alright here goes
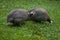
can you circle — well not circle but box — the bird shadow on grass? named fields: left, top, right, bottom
left=7, top=22, right=25, bottom=28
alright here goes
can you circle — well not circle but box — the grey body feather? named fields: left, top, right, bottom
left=7, top=9, right=29, bottom=25
left=29, top=8, right=52, bottom=23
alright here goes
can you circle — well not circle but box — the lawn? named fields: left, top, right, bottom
left=0, top=0, right=60, bottom=40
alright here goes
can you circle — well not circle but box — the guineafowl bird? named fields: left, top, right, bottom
left=7, top=9, right=29, bottom=26
left=29, top=8, right=53, bottom=23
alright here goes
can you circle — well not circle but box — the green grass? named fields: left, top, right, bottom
left=0, top=0, right=60, bottom=40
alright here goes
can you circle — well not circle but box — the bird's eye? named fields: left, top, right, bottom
left=29, top=14, right=33, bottom=16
